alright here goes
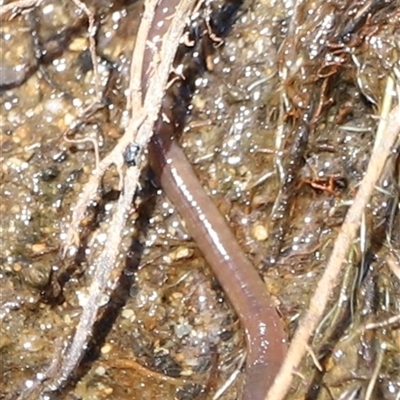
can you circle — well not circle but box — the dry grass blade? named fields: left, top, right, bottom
left=265, top=93, right=400, bottom=400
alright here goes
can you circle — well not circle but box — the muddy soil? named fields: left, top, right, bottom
left=1, top=0, right=399, bottom=399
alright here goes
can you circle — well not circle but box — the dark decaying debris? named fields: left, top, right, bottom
left=1, top=0, right=400, bottom=400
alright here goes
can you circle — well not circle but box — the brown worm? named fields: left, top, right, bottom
left=144, top=1, right=288, bottom=399
left=149, top=120, right=287, bottom=400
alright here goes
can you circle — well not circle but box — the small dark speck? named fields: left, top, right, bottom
left=153, top=353, right=182, bottom=377
left=123, top=143, right=140, bottom=166
left=40, top=166, right=60, bottom=181
left=219, top=329, right=234, bottom=341
left=78, top=49, right=93, bottom=74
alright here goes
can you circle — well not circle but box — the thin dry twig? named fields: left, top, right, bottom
left=305, top=345, right=323, bottom=372
left=100, top=357, right=185, bottom=385
left=62, top=0, right=195, bottom=256
left=364, top=343, right=385, bottom=400
left=70, top=0, right=101, bottom=104
left=43, top=0, right=198, bottom=393
left=62, top=132, right=101, bottom=170
left=0, top=0, right=42, bottom=17
left=265, top=100, right=400, bottom=400
left=386, top=253, right=400, bottom=281
left=48, top=166, right=141, bottom=391
left=127, top=0, right=159, bottom=111
left=365, top=314, right=400, bottom=330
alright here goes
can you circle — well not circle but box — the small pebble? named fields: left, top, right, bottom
left=101, top=343, right=112, bottom=354
left=31, top=243, right=47, bottom=254
left=121, top=308, right=136, bottom=321
left=103, top=387, right=113, bottom=395
left=173, top=246, right=192, bottom=260
left=13, top=263, right=22, bottom=272
left=69, top=37, right=88, bottom=52
left=171, top=292, right=183, bottom=300
left=95, top=366, right=106, bottom=376
left=251, top=224, right=268, bottom=241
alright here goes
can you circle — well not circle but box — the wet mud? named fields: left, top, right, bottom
left=1, top=0, right=400, bottom=399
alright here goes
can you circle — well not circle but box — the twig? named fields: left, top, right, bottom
left=70, top=0, right=101, bottom=104
left=100, top=357, right=185, bottom=385
left=48, top=0, right=197, bottom=392
left=127, top=0, right=159, bottom=111
left=265, top=100, right=400, bottom=399
left=61, top=0, right=148, bottom=256
left=0, top=0, right=42, bottom=18
left=61, top=109, right=146, bottom=256
left=134, top=0, right=196, bottom=147
left=305, top=345, right=323, bottom=372
left=47, top=166, right=141, bottom=391
left=63, top=132, right=100, bottom=171
left=62, top=0, right=196, bottom=256
left=386, top=253, right=400, bottom=281
left=365, top=313, right=400, bottom=330
left=364, top=342, right=385, bottom=400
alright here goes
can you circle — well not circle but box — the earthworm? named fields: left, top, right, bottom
left=143, top=1, right=287, bottom=398
left=149, top=118, right=287, bottom=400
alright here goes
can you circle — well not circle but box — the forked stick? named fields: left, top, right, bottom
left=61, top=0, right=157, bottom=256
left=42, top=0, right=197, bottom=393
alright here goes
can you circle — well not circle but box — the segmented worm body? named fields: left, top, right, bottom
left=144, top=1, right=288, bottom=398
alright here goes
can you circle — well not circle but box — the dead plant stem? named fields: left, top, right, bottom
left=43, top=0, right=197, bottom=393
left=0, top=0, right=43, bottom=18
left=265, top=103, right=400, bottom=400
left=48, top=167, right=140, bottom=390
